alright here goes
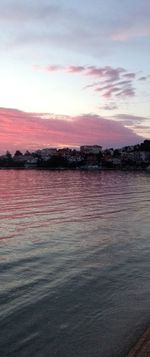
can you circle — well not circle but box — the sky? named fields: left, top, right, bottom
left=0, top=0, right=150, bottom=153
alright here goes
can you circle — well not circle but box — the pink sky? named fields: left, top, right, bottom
left=0, top=0, right=149, bottom=151
left=0, top=108, right=143, bottom=153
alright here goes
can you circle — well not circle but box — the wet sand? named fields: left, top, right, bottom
left=127, top=327, right=150, bottom=356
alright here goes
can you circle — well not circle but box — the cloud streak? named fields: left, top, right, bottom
left=35, top=64, right=137, bottom=101
left=114, top=114, right=150, bottom=126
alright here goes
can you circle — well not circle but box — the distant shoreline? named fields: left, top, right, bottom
left=0, top=140, right=150, bottom=171
left=0, top=166, right=149, bottom=172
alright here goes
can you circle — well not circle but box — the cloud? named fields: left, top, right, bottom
left=0, top=108, right=144, bottom=154
left=138, top=76, right=149, bottom=81
left=100, top=103, right=118, bottom=111
left=0, top=2, right=62, bottom=23
left=35, top=64, right=136, bottom=101
left=1, top=0, right=150, bottom=60
left=112, top=28, right=150, bottom=42
left=123, top=73, right=136, bottom=79
left=115, top=87, right=135, bottom=98
left=45, top=65, right=63, bottom=72
left=66, top=66, right=85, bottom=73
left=44, top=64, right=126, bottom=80
left=38, top=62, right=149, bottom=105
left=113, top=114, right=149, bottom=126
left=133, top=125, right=150, bottom=137
left=115, top=113, right=148, bottom=121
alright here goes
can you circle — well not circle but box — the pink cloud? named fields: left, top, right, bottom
left=116, top=87, right=135, bottom=97
left=35, top=64, right=137, bottom=101
left=43, top=64, right=126, bottom=81
left=95, top=80, right=134, bottom=98
left=66, top=66, right=85, bottom=73
left=112, top=28, right=150, bottom=42
left=0, top=108, right=143, bottom=154
left=46, top=65, right=63, bottom=72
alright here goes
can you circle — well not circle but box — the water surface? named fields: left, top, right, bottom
left=0, top=170, right=150, bottom=356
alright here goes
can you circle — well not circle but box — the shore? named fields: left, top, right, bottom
left=127, top=327, right=150, bottom=356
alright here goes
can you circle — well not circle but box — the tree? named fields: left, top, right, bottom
left=6, top=151, right=12, bottom=159
left=14, top=150, right=23, bottom=157
left=24, top=150, right=31, bottom=156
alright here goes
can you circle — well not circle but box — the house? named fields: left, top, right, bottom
left=80, top=145, right=102, bottom=154
left=34, top=148, right=58, bottom=161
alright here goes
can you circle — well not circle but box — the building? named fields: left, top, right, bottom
left=80, top=145, right=102, bottom=154
left=34, top=148, right=58, bottom=161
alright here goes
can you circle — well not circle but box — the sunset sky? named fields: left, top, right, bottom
left=0, top=0, right=150, bottom=153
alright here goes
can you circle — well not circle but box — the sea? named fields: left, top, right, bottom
left=0, top=169, right=150, bottom=357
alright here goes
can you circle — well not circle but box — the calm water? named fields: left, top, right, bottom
left=0, top=170, right=150, bottom=357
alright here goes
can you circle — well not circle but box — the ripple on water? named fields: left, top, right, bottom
left=0, top=170, right=150, bottom=357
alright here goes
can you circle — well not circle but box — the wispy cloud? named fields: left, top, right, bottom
left=138, top=75, right=150, bottom=81
left=100, top=103, right=118, bottom=111
left=35, top=64, right=137, bottom=101
left=123, top=73, right=136, bottom=79
left=114, top=114, right=150, bottom=126
left=43, top=64, right=125, bottom=80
